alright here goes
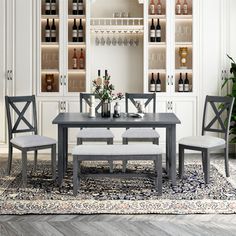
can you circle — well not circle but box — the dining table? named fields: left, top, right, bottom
left=52, top=112, right=181, bottom=186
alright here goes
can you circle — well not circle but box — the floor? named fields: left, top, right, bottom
left=1, top=154, right=236, bottom=236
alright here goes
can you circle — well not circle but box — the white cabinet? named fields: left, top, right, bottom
left=0, top=0, right=33, bottom=146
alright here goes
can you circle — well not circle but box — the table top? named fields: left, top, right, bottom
left=53, top=113, right=181, bottom=128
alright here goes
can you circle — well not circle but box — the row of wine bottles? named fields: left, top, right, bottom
left=72, top=48, right=85, bottom=69
left=45, top=19, right=57, bottom=42
left=149, top=72, right=191, bottom=92
left=72, top=0, right=84, bottom=15
left=149, top=0, right=163, bottom=15
left=149, top=73, right=161, bottom=92
left=73, top=19, right=84, bottom=42
left=150, top=19, right=161, bottom=42
left=176, top=0, right=189, bottom=15
left=178, top=73, right=190, bottom=92
left=45, top=0, right=57, bottom=15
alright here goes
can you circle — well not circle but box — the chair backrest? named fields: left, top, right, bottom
left=5, top=95, right=38, bottom=141
left=202, top=95, right=234, bottom=141
left=80, top=93, right=102, bottom=113
left=125, top=93, right=156, bottom=113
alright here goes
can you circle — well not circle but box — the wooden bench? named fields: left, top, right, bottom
left=72, top=144, right=163, bottom=196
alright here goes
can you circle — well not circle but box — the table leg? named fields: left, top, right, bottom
left=169, top=124, right=176, bottom=186
left=166, top=127, right=170, bottom=176
left=58, top=125, right=64, bottom=186
left=63, top=127, right=68, bottom=175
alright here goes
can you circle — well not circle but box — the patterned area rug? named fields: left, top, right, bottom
left=1, top=159, right=236, bottom=214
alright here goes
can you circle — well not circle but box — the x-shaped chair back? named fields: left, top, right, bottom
left=125, top=93, right=156, bottom=113
left=202, top=95, right=234, bottom=141
left=5, top=95, right=38, bottom=141
left=80, top=93, right=102, bottom=113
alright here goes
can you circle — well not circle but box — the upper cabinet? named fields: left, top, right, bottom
left=145, top=0, right=199, bottom=96
left=37, top=0, right=87, bottom=96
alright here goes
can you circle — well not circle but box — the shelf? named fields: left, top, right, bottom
left=68, top=42, right=86, bottom=46
left=41, top=15, right=59, bottom=19
left=148, top=15, right=166, bottom=20
left=41, top=69, right=59, bottom=74
left=68, top=15, right=86, bottom=19
left=175, top=15, right=193, bottom=20
left=175, top=69, right=193, bottom=73
left=68, top=69, right=86, bottom=74
left=148, top=69, right=166, bottom=73
left=41, top=42, right=59, bottom=47
left=148, top=42, right=166, bottom=47
left=175, top=42, right=192, bottom=46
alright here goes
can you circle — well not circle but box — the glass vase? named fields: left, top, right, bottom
left=101, top=101, right=111, bottom=118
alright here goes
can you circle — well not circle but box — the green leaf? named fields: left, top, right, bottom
left=227, top=54, right=236, bottom=64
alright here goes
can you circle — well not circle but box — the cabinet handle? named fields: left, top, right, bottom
left=167, top=75, right=170, bottom=85
left=7, top=70, right=9, bottom=80
left=170, top=101, right=173, bottom=111
left=64, top=75, right=67, bottom=86
left=9, top=70, right=13, bottom=80
left=63, top=101, right=66, bottom=111
left=60, top=75, right=63, bottom=86
left=167, top=101, right=170, bottom=111
left=171, top=75, right=174, bottom=85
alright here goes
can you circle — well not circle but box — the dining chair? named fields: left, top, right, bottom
left=122, top=93, right=160, bottom=172
left=5, top=95, right=56, bottom=187
left=76, top=93, right=114, bottom=172
left=179, top=95, right=234, bottom=184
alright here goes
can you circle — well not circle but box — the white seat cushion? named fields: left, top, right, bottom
left=179, top=135, right=226, bottom=148
left=72, top=144, right=162, bottom=156
left=77, top=128, right=114, bottom=139
left=122, top=128, right=160, bottom=139
left=10, top=135, right=56, bottom=148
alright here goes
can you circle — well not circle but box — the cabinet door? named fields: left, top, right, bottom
left=38, top=101, right=61, bottom=139
left=172, top=98, right=196, bottom=141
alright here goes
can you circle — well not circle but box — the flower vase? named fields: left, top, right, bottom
left=101, top=101, right=111, bottom=117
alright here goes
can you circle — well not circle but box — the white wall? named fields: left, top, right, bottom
left=229, top=0, right=236, bottom=59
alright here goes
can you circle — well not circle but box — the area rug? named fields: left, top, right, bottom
left=0, top=159, right=236, bottom=214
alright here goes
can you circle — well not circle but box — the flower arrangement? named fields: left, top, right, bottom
left=92, top=75, right=124, bottom=102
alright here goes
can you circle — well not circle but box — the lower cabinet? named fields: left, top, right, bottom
left=156, top=97, right=197, bottom=150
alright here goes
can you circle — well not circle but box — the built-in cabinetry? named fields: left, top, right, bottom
left=0, top=0, right=33, bottom=148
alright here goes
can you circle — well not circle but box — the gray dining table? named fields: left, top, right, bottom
left=52, top=112, right=181, bottom=186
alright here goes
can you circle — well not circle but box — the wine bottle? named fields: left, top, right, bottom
left=78, top=19, right=84, bottom=42
left=51, top=19, right=56, bottom=42
left=149, top=0, right=155, bottom=15
left=73, top=0, right=78, bottom=15
left=45, top=19, right=51, bottom=42
left=178, top=73, right=184, bottom=92
left=51, top=0, right=56, bottom=15
left=79, top=48, right=85, bottom=69
left=156, top=19, right=161, bottom=42
left=156, top=73, right=161, bottom=92
left=72, top=48, right=78, bottom=69
left=78, top=0, right=84, bottom=15
left=96, top=69, right=102, bottom=86
left=157, top=0, right=162, bottom=15
left=149, top=73, right=156, bottom=92
left=72, top=19, right=78, bottom=42
left=176, top=0, right=181, bottom=15
left=150, top=19, right=155, bottom=42
left=45, top=0, right=51, bottom=15
left=184, top=73, right=190, bottom=92
left=183, top=0, right=188, bottom=15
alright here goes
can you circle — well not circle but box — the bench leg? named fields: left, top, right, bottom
left=22, top=150, right=27, bottom=188
left=51, top=144, right=56, bottom=180
left=156, top=154, right=162, bottom=196
left=108, top=138, right=113, bottom=173
left=73, top=155, right=80, bottom=196
left=122, top=138, right=128, bottom=173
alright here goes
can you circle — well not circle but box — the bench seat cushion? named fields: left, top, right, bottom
left=11, top=135, right=56, bottom=148
left=77, top=128, right=114, bottom=139
left=122, top=128, right=160, bottom=139
left=72, top=144, right=162, bottom=156
left=179, top=135, right=225, bottom=148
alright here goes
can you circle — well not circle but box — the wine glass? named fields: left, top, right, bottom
left=95, top=36, right=100, bottom=46
left=123, top=37, right=128, bottom=46
left=112, top=36, right=117, bottom=46
left=106, top=36, right=111, bottom=46
left=118, top=36, right=123, bottom=46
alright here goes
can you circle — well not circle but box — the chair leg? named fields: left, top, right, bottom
left=77, top=138, right=82, bottom=145
left=156, top=154, right=162, bottom=196
left=202, top=150, right=210, bottom=184
left=179, top=145, right=184, bottom=178
left=7, top=144, right=13, bottom=175
left=107, top=138, right=113, bottom=173
left=73, top=156, right=80, bottom=197
left=34, top=150, right=38, bottom=172
left=224, top=147, right=230, bottom=177
left=122, top=138, right=128, bottom=173
left=51, top=144, right=56, bottom=180
left=201, top=151, right=206, bottom=176
left=22, top=150, right=27, bottom=188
